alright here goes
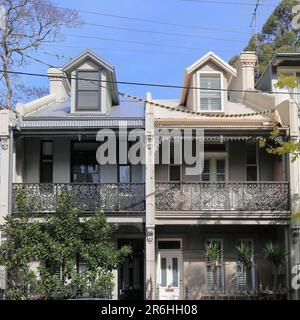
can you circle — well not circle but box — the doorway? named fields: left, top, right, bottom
left=118, top=239, right=144, bottom=300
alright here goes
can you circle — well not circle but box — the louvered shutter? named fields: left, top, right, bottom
left=236, top=263, right=247, bottom=292
left=199, top=74, right=222, bottom=111
left=216, top=159, right=225, bottom=182
left=246, top=143, right=257, bottom=181
left=77, top=71, right=101, bottom=110
left=201, top=159, right=211, bottom=181
left=206, top=240, right=224, bottom=293
left=236, top=240, right=254, bottom=292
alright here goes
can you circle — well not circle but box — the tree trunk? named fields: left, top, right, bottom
left=3, top=54, right=12, bottom=110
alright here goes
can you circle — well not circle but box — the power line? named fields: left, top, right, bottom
left=66, top=34, right=243, bottom=52
left=180, top=0, right=274, bottom=6
left=86, top=22, right=245, bottom=43
left=58, top=7, right=250, bottom=34
left=42, top=43, right=238, bottom=55
left=250, top=0, right=260, bottom=28
left=1, top=68, right=299, bottom=96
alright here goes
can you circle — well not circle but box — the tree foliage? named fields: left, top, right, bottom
left=0, top=0, right=81, bottom=109
left=0, top=191, right=131, bottom=299
left=229, top=0, right=299, bottom=76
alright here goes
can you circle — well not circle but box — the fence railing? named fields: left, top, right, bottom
left=12, top=183, right=145, bottom=214
left=155, top=182, right=290, bottom=211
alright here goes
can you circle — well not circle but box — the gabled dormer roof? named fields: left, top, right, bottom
left=63, top=49, right=119, bottom=105
left=180, top=51, right=237, bottom=105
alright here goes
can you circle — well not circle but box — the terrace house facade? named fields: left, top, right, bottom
left=0, top=49, right=297, bottom=300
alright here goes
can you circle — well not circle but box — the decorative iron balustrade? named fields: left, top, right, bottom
left=155, top=182, right=289, bottom=211
left=12, top=183, right=145, bottom=214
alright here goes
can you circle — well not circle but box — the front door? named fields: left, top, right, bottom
left=118, top=239, right=144, bottom=300
left=157, top=252, right=182, bottom=300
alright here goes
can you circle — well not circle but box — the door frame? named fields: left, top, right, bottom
left=156, top=238, right=183, bottom=300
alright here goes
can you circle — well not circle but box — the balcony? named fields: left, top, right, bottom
left=155, top=182, right=290, bottom=212
left=12, top=183, right=145, bottom=214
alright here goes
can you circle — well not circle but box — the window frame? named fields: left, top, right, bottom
left=40, top=140, right=54, bottom=183
left=201, top=152, right=228, bottom=182
left=169, top=165, right=182, bottom=182
left=118, top=164, right=132, bottom=183
left=75, top=69, right=102, bottom=112
left=196, top=71, right=224, bottom=113
left=205, top=238, right=225, bottom=293
left=235, top=238, right=256, bottom=292
left=246, top=142, right=259, bottom=182
left=70, top=140, right=101, bottom=183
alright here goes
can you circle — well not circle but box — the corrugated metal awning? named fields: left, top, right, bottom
left=20, top=119, right=145, bottom=129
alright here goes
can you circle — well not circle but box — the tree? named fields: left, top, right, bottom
left=0, top=191, right=131, bottom=299
left=236, top=242, right=253, bottom=294
left=0, top=186, right=44, bottom=299
left=229, top=0, right=299, bottom=76
left=205, top=241, right=221, bottom=300
left=264, top=242, right=287, bottom=293
left=0, top=0, right=81, bottom=109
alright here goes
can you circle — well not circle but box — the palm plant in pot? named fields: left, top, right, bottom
left=264, top=242, right=286, bottom=294
left=236, top=241, right=253, bottom=294
left=205, top=241, right=221, bottom=300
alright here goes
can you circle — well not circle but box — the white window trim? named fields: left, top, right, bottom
left=196, top=71, right=224, bottom=113
left=71, top=69, right=107, bottom=114
left=202, top=152, right=229, bottom=182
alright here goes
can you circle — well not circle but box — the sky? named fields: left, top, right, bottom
left=24, top=0, right=280, bottom=101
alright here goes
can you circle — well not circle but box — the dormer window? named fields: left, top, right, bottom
left=76, top=70, right=101, bottom=111
left=198, top=72, right=223, bottom=112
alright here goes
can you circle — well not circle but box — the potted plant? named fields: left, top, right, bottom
left=264, top=242, right=286, bottom=294
left=236, top=242, right=253, bottom=294
left=205, top=242, right=221, bottom=300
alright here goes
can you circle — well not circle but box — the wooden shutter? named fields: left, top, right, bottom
left=216, top=159, right=226, bottom=182
left=199, top=74, right=222, bottom=111
left=201, top=159, right=211, bottom=181
left=77, top=71, right=100, bottom=111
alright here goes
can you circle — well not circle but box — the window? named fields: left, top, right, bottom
left=158, top=240, right=181, bottom=250
left=169, top=165, right=181, bottom=182
left=201, top=157, right=226, bottom=182
left=76, top=70, right=101, bottom=111
left=201, top=160, right=211, bottom=181
left=199, top=73, right=222, bottom=111
left=205, top=239, right=224, bottom=292
left=119, top=165, right=131, bottom=183
left=40, top=141, right=53, bottom=183
left=236, top=239, right=255, bottom=292
left=246, top=143, right=258, bottom=181
left=71, top=142, right=100, bottom=183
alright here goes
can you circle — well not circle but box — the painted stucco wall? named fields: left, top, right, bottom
left=156, top=225, right=286, bottom=300
left=19, top=137, right=145, bottom=183
left=155, top=141, right=277, bottom=182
